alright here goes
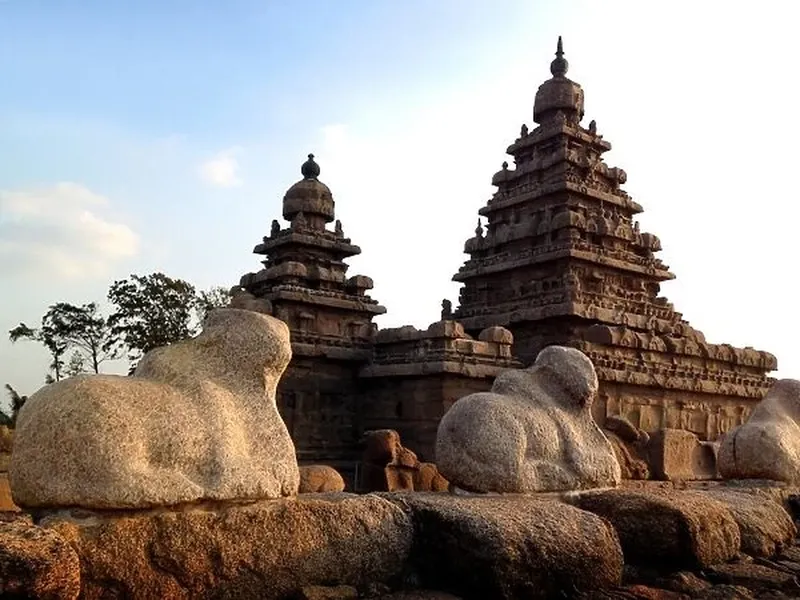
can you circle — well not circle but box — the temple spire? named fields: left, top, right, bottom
left=550, top=36, right=569, bottom=78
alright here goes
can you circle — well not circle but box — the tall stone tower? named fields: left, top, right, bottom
left=452, top=39, right=776, bottom=439
left=240, top=154, right=385, bottom=474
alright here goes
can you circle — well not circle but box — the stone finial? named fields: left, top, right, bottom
left=588, top=120, right=597, bottom=135
left=551, top=36, right=569, bottom=78
left=441, top=299, right=453, bottom=320
left=475, top=219, right=484, bottom=238
left=502, top=161, right=509, bottom=170
left=520, top=123, right=529, bottom=137
left=301, top=153, right=320, bottom=180
left=335, top=219, right=344, bottom=237
left=270, top=219, right=280, bottom=237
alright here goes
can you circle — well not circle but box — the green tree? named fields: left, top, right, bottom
left=9, top=303, right=119, bottom=379
left=39, top=302, right=120, bottom=374
left=9, top=313, right=70, bottom=382
left=107, top=272, right=199, bottom=367
left=65, top=351, right=87, bottom=377
left=1, top=384, right=28, bottom=427
left=196, top=286, right=232, bottom=323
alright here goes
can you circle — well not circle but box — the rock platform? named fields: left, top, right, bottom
left=2, top=481, right=800, bottom=599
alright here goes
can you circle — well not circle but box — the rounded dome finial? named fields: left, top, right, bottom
left=550, top=36, right=569, bottom=78
left=301, top=153, right=320, bottom=180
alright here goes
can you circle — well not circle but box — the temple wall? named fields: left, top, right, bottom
left=277, top=356, right=363, bottom=483
left=359, top=320, right=520, bottom=462
left=360, top=375, right=494, bottom=462
left=596, top=382, right=760, bottom=441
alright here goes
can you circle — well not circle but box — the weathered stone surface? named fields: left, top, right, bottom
left=652, top=571, right=710, bottom=595
left=649, top=429, right=717, bottom=482
left=719, top=379, right=800, bottom=484
left=299, top=465, right=346, bottom=493
left=378, top=593, right=462, bottom=600
left=298, top=585, right=359, bottom=600
left=704, top=489, right=796, bottom=557
left=436, top=345, right=621, bottom=493
left=384, top=493, right=623, bottom=600
left=43, top=493, right=412, bottom=600
left=573, top=489, right=740, bottom=569
left=0, top=519, right=80, bottom=600
left=580, top=586, right=689, bottom=600
left=705, top=563, right=800, bottom=593
left=692, top=586, right=755, bottom=600
left=10, top=309, right=300, bottom=509
left=608, top=432, right=650, bottom=480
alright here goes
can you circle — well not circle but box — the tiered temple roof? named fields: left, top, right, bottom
left=241, top=154, right=386, bottom=359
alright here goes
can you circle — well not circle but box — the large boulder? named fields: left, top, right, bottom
left=44, top=493, right=413, bottom=600
left=703, top=489, right=796, bottom=557
left=573, top=489, right=741, bottom=569
left=718, top=379, right=800, bottom=484
left=10, top=308, right=300, bottom=509
left=385, top=493, right=623, bottom=600
left=436, top=345, right=621, bottom=492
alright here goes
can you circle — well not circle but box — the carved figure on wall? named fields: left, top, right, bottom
left=537, top=210, right=552, bottom=236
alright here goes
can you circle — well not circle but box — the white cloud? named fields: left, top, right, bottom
left=198, top=147, right=243, bottom=187
left=0, top=182, right=139, bottom=280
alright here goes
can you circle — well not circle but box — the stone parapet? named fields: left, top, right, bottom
left=577, top=326, right=776, bottom=401
left=584, top=324, right=777, bottom=371
left=360, top=320, right=520, bottom=379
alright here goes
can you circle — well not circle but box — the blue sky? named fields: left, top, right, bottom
left=1, top=0, right=799, bottom=398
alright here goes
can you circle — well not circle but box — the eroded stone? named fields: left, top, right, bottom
left=43, top=493, right=412, bottom=600
left=384, top=493, right=624, bottom=600
left=704, top=490, right=796, bottom=558
left=573, top=489, right=740, bottom=569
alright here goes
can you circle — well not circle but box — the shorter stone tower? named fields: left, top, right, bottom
left=240, top=154, right=385, bottom=474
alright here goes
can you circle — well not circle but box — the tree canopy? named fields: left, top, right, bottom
left=8, top=272, right=233, bottom=381
left=107, top=273, right=199, bottom=366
